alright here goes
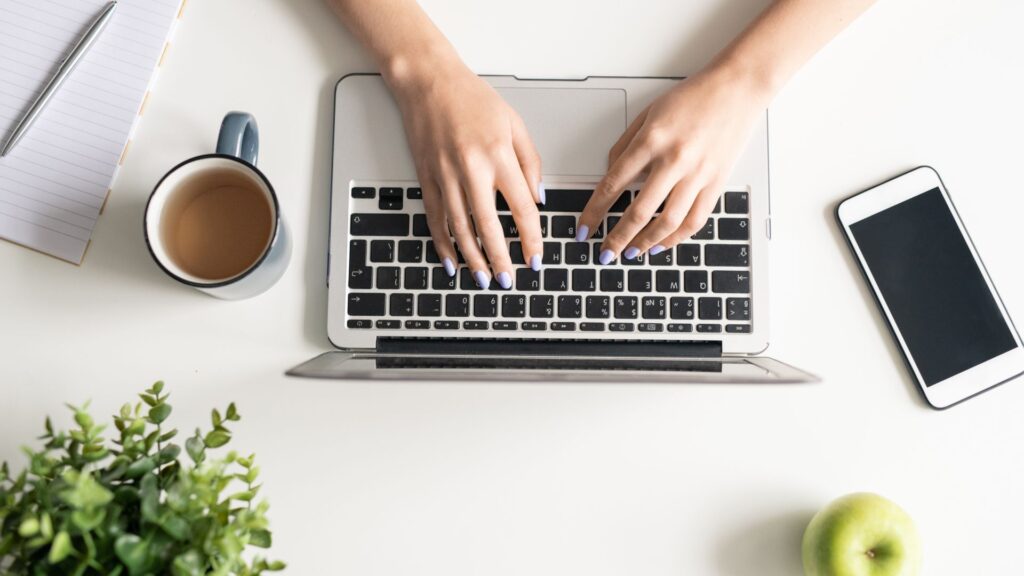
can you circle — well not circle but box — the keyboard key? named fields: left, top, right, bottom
left=581, top=322, right=605, bottom=332
left=668, top=323, right=693, bottom=333
left=530, top=295, right=554, bottom=318
left=446, top=294, right=470, bottom=317
left=677, top=244, right=701, bottom=266
left=607, top=216, right=621, bottom=233
left=348, top=293, right=385, bottom=316
left=398, top=240, right=423, bottom=263
left=649, top=247, right=673, bottom=266
left=496, top=191, right=510, bottom=211
left=670, top=297, right=695, bottom=320
left=614, top=296, right=638, bottom=319
left=390, top=293, right=413, bottom=316
left=656, top=270, right=680, bottom=292
left=698, top=297, right=722, bottom=320
left=718, top=218, right=750, bottom=240
left=726, top=298, right=751, bottom=321
left=610, top=322, right=634, bottom=332
left=586, top=296, right=610, bottom=319
left=348, top=266, right=372, bottom=289
left=474, top=294, right=498, bottom=317
left=347, top=319, right=372, bottom=329
left=351, top=214, right=409, bottom=236
left=552, top=322, right=576, bottom=331
left=407, top=187, right=423, bottom=199
left=411, top=214, right=430, bottom=237
left=370, top=240, right=394, bottom=263
left=544, top=269, right=569, bottom=291
left=349, top=239, right=368, bottom=266
left=434, top=320, right=459, bottom=330
left=558, top=295, right=582, bottom=318
left=691, top=219, right=714, bottom=240
left=542, top=189, right=592, bottom=212
left=523, top=321, right=547, bottom=331
left=379, top=187, right=403, bottom=210
left=543, top=242, right=562, bottom=265
left=517, top=268, right=541, bottom=291
left=432, top=268, right=457, bottom=290
left=642, top=296, right=666, bottom=319
left=540, top=216, right=549, bottom=237
left=622, top=251, right=644, bottom=266
left=628, top=270, right=652, bottom=292
left=403, top=267, right=428, bottom=289
left=460, top=269, right=481, bottom=291
left=684, top=270, right=708, bottom=293
left=418, top=294, right=442, bottom=316
left=376, top=320, right=401, bottom=329
left=351, top=187, right=375, bottom=199
left=494, top=321, right=518, bottom=330
left=713, top=271, right=751, bottom=294
left=600, top=269, right=624, bottom=292
left=573, top=269, right=597, bottom=291
left=609, top=191, right=631, bottom=213
left=639, top=323, right=663, bottom=333
left=713, top=198, right=721, bottom=214
left=706, top=244, right=750, bottom=267
left=502, top=294, right=527, bottom=318
left=726, top=324, right=752, bottom=333
left=499, top=215, right=519, bottom=238
left=509, top=242, right=525, bottom=265
left=405, top=319, right=429, bottom=330
left=724, top=191, right=749, bottom=214
left=565, top=243, right=590, bottom=265
left=464, top=321, right=488, bottom=330
left=552, top=216, right=577, bottom=238
left=697, top=324, right=722, bottom=333
left=425, top=241, right=440, bottom=263
left=377, top=267, right=400, bottom=289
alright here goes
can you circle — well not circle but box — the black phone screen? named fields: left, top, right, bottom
left=849, top=187, right=1017, bottom=386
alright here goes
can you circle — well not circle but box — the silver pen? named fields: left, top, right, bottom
left=0, top=1, right=119, bottom=158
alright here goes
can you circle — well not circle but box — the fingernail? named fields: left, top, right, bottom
left=474, top=270, right=490, bottom=289
left=538, top=181, right=547, bottom=205
left=530, top=254, right=542, bottom=271
left=443, top=257, right=456, bottom=277
left=624, top=247, right=641, bottom=260
left=599, top=249, right=615, bottom=265
left=575, top=224, right=589, bottom=242
left=497, top=271, right=512, bottom=289
left=649, top=245, right=666, bottom=256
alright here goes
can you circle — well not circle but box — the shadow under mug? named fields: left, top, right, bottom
left=144, top=112, right=291, bottom=300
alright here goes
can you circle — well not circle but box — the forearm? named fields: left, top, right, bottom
left=707, top=0, right=878, bottom=103
left=326, top=0, right=463, bottom=92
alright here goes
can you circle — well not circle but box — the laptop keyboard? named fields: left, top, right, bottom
left=343, top=182, right=753, bottom=336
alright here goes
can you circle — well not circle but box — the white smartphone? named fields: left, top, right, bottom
left=837, top=166, right=1024, bottom=409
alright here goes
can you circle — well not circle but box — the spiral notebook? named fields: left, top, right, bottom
left=0, top=0, right=187, bottom=264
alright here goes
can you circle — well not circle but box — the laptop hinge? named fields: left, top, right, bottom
left=376, top=338, right=722, bottom=358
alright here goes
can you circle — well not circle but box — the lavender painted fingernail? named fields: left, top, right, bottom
left=623, top=247, right=641, bottom=260
left=649, top=245, right=667, bottom=256
left=575, top=224, right=589, bottom=242
left=530, top=254, right=542, bottom=271
left=497, top=271, right=512, bottom=289
left=599, top=249, right=615, bottom=265
left=443, top=257, right=456, bottom=277
left=538, top=181, right=547, bottom=205
left=474, top=270, right=490, bottom=288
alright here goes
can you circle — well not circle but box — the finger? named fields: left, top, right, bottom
left=441, top=177, right=491, bottom=288
left=498, top=157, right=544, bottom=273
left=510, top=112, right=544, bottom=205
left=464, top=175, right=515, bottom=289
left=578, top=139, right=652, bottom=242
left=608, top=107, right=648, bottom=167
left=420, top=180, right=458, bottom=277
left=657, top=178, right=727, bottom=248
left=627, top=175, right=704, bottom=255
left=598, top=162, right=678, bottom=263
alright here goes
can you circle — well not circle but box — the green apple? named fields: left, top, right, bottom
left=802, top=492, right=921, bottom=576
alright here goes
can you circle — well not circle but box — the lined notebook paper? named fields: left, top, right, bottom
left=0, top=0, right=185, bottom=264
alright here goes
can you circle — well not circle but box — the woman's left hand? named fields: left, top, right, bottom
left=577, top=66, right=769, bottom=263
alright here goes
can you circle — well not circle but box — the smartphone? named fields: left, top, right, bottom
left=836, top=166, right=1024, bottom=409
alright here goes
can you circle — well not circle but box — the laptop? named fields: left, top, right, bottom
left=287, top=74, right=816, bottom=383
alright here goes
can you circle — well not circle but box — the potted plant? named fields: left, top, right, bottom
left=0, top=382, right=284, bottom=575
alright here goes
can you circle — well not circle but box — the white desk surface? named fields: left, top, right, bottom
left=3, top=0, right=1023, bottom=573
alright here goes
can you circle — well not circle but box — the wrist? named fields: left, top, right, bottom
left=381, top=43, right=467, bottom=98
left=702, top=52, right=782, bottom=107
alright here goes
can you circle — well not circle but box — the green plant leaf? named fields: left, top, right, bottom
left=140, top=474, right=158, bottom=522
left=185, top=435, right=205, bottom=463
left=125, top=457, right=156, bottom=479
left=48, top=530, right=73, bottom=564
left=152, top=380, right=165, bottom=395
left=226, top=403, right=239, bottom=421
left=71, top=507, right=106, bottom=531
left=114, top=534, right=149, bottom=576
left=204, top=430, right=230, bottom=449
left=148, top=403, right=172, bottom=425
left=171, top=550, right=203, bottom=576
left=250, top=529, right=272, bottom=549
left=157, top=444, right=181, bottom=464
left=18, top=516, right=39, bottom=537
left=40, top=512, right=53, bottom=539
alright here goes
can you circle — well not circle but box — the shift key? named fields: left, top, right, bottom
left=350, top=214, right=410, bottom=236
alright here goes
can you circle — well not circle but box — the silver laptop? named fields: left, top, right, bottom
left=287, top=74, right=815, bottom=383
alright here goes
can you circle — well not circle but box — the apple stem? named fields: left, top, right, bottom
left=866, top=549, right=876, bottom=559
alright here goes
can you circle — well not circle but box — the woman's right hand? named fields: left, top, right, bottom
left=388, top=58, right=545, bottom=289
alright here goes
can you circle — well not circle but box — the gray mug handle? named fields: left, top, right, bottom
left=216, top=111, right=259, bottom=165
